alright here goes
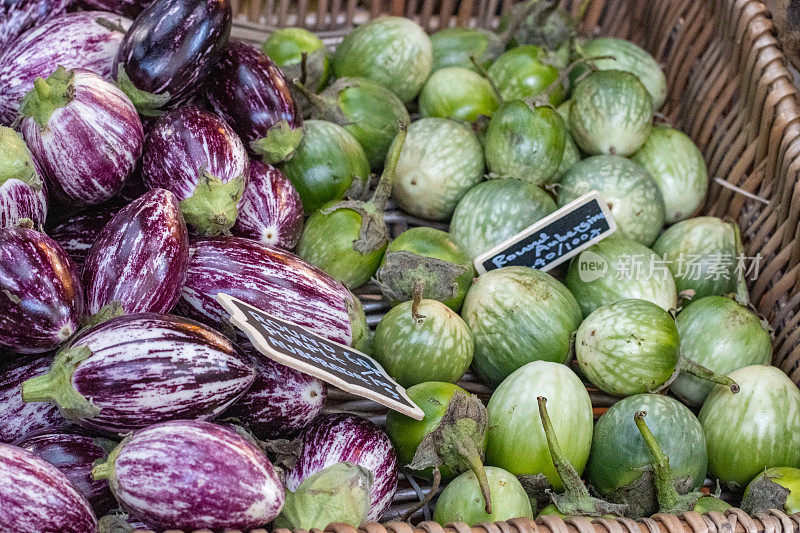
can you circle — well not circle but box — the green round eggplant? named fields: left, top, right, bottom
left=565, top=234, right=677, bottom=317
left=484, top=100, right=566, bottom=185
left=575, top=37, right=667, bottom=110
left=557, top=155, right=665, bottom=246
left=569, top=70, right=653, bottom=156
left=631, top=126, right=708, bottom=223
left=373, top=299, right=474, bottom=388
left=419, top=67, right=499, bottom=122
left=449, top=178, right=556, bottom=260
left=555, top=131, right=580, bottom=179
left=392, top=118, right=484, bottom=221
left=262, top=28, right=331, bottom=93
left=486, top=361, right=593, bottom=488
left=672, top=296, right=772, bottom=406
left=487, top=45, right=563, bottom=104
left=430, top=27, right=504, bottom=72
left=379, top=227, right=475, bottom=311
left=587, top=394, right=707, bottom=519
left=332, top=16, right=432, bottom=104
left=279, top=120, right=370, bottom=213
left=461, top=266, right=582, bottom=388
left=743, top=467, right=800, bottom=515
left=700, top=365, right=800, bottom=488
left=433, top=467, right=533, bottom=525
left=652, top=217, right=738, bottom=299
left=556, top=99, right=572, bottom=131
left=575, top=299, right=679, bottom=396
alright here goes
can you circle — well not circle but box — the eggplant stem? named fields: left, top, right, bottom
left=291, top=79, right=329, bottom=111
left=33, top=78, right=51, bottom=99
left=401, top=467, right=441, bottom=523
left=411, top=282, right=426, bottom=323
left=541, top=54, right=616, bottom=102
left=300, top=51, right=309, bottom=86
left=369, top=121, right=407, bottom=213
left=679, top=358, right=740, bottom=394
left=634, top=410, right=682, bottom=511
left=455, top=436, right=493, bottom=514
left=537, top=396, right=590, bottom=498
left=496, top=0, right=543, bottom=47
left=470, top=56, right=504, bottom=104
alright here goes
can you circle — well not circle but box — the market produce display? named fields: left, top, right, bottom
left=0, top=0, right=796, bottom=530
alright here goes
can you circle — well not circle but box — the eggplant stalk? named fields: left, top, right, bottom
left=18, top=66, right=73, bottom=128
left=678, top=358, right=740, bottom=394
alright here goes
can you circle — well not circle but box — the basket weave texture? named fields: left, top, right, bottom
left=138, top=0, right=800, bottom=532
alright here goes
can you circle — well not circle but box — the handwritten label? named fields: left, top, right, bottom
left=216, top=293, right=425, bottom=420
left=474, top=191, right=617, bottom=275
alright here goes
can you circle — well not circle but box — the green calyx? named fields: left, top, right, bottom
left=250, top=120, right=304, bottom=164
left=538, top=397, right=627, bottom=517
left=293, top=80, right=349, bottom=125
left=180, top=170, right=246, bottom=236
left=83, top=301, right=125, bottom=329
left=19, top=66, right=74, bottom=129
left=96, top=511, right=137, bottom=533
left=21, top=345, right=101, bottom=421
left=407, top=389, right=492, bottom=514
left=115, top=67, right=171, bottom=117
left=634, top=410, right=705, bottom=514
left=678, top=357, right=740, bottom=394
left=0, top=127, right=43, bottom=190
left=741, top=473, right=791, bottom=515
left=376, top=250, right=467, bottom=305
left=273, top=462, right=373, bottom=530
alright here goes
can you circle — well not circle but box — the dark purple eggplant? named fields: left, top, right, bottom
left=0, top=11, right=130, bottom=125
left=177, top=236, right=368, bottom=349
left=91, top=420, right=283, bottom=530
left=19, top=432, right=116, bottom=514
left=0, top=0, right=71, bottom=51
left=204, top=40, right=302, bottom=164
left=0, top=227, right=83, bottom=353
left=286, top=413, right=398, bottom=521
left=49, top=206, right=117, bottom=269
left=112, top=0, right=231, bottom=115
left=0, top=126, right=48, bottom=228
left=0, top=442, right=97, bottom=531
left=232, top=160, right=304, bottom=249
left=78, top=0, right=149, bottom=17
left=83, top=189, right=188, bottom=316
left=21, top=313, right=255, bottom=434
left=19, top=67, right=143, bottom=207
left=0, top=355, right=71, bottom=444
left=142, top=106, right=249, bottom=236
left=225, top=341, right=326, bottom=439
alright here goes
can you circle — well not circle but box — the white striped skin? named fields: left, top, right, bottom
left=0, top=0, right=70, bottom=51
left=0, top=443, right=97, bottom=532
left=108, top=420, right=283, bottom=530
left=485, top=361, right=593, bottom=490
left=0, top=11, right=130, bottom=125
left=20, top=69, right=143, bottom=206
left=700, top=365, right=800, bottom=488
left=333, top=17, right=432, bottom=104
left=0, top=177, right=47, bottom=228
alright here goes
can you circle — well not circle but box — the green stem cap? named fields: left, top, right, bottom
left=0, top=127, right=44, bottom=190
left=679, top=358, right=740, bottom=394
left=250, top=120, right=304, bottom=164
left=19, top=66, right=74, bottom=129
left=179, top=170, right=246, bottom=236
left=115, top=67, right=171, bottom=117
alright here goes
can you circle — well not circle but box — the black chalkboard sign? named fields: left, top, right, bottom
left=474, top=191, right=617, bottom=275
left=216, top=293, right=425, bottom=420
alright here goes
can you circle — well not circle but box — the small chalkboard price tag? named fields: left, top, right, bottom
left=216, top=293, right=425, bottom=420
left=473, top=190, right=617, bottom=275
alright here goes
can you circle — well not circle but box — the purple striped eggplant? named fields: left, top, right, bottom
left=78, top=0, right=149, bottom=17
left=21, top=313, right=255, bottom=434
left=83, top=189, right=188, bottom=316
left=0, top=11, right=130, bottom=125
left=92, top=420, right=283, bottom=530
left=0, top=126, right=48, bottom=228
left=204, top=40, right=302, bottom=164
left=19, top=67, right=143, bottom=207
left=0, top=442, right=97, bottom=532
left=142, top=106, right=249, bottom=236
left=49, top=206, right=117, bottom=269
left=0, top=355, right=71, bottom=444
left=225, top=341, right=326, bottom=439
left=19, top=432, right=116, bottom=514
left=112, top=0, right=231, bottom=115
left=232, top=160, right=304, bottom=249
left=0, top=0, right=71, bottom=51
left=177, top=236, right=368, bottom=349
left=286, top=413, right=398, bottom=521
left=0, top=227, right=83, bottom=353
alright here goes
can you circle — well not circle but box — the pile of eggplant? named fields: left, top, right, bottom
left=0, top=0, right=798, bottom=530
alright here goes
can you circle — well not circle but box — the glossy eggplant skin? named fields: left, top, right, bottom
left=204, top=40, right=302, bottom=162
left=83, top=189, right=189, bottom=316
left=0, top=0, right=71, bottom=51
left=0, top=227, right=84, bottom=353
left=112, top=0, right=231, bottom=115
left=48, top=206, right=117, bottom=270
left=0, top=11, right=130, bottom=125
left=19, top=432, right=116, bottom=514
left=0, top=355, right=71, bottom=444
left=0, top=442, right=98, bottom=532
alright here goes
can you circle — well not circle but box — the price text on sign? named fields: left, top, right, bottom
left=216, top=293, right=425, bottom=420
left=473, top=191, right=617, bottom=275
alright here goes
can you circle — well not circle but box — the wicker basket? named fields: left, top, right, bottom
left=139, top=0, right=800, bottom=532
